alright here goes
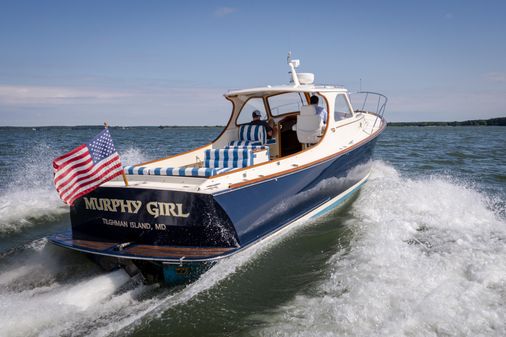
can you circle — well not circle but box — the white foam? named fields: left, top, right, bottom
left=256, top=161, right=506, bottom=337
left=0, top=187, right=68, bottom=234
left=90, top=237, right=272, bottom=337
left=0, top=240, right=139, bottom=337
left=0, top=144, right=148, bottom=234
left=120, top=147, right=148, bottom=166
left=0, top=226, right=271, bottom=337
left=0, top=142, right=69, bottom=234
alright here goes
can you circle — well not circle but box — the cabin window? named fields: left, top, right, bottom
left=267, top=92, right=306, bottom=116
left=334, top=94, right=353, bottom=121
left=236, top=97, right=267, bottom=125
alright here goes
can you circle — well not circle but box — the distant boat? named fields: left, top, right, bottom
left=49, top=55, right=387, bottom=285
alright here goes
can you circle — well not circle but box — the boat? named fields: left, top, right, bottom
left=49, top=55, right=387, bottom=285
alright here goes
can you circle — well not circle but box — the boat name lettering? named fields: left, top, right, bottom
left=101, top=218, right=168, bottom=231
left=146, top=202, right=190, bottom=218
left=84, top=198, right=189, bottom=218
left=84, top=197, right=142, bottom=214
left=101, top=218, right=128, bottom=227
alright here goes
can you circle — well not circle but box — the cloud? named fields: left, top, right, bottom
left=483, top=72, right=506, bottom=83
left=214, top=7, right=237, bottom=17
left=0, top=84, right=232, bottom=126
left=0, top=85, right=131, bottom=105
left=388, top=89, right=506, bottom=122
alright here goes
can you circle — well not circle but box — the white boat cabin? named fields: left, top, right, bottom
left=120, top=58, right=385, bottom=194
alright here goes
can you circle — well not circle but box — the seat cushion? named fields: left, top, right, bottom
left=124, top=166, right=149, bottom=175
left=229, top=140, right=261, bottom=147
left=204, top=148, right=253, bottom=169
left=239, top=124, right=267, bottom=144
left=124, top=166, right=233, bottom=177
left=151, top=167, right=233, bottom=177
left=225, top=144, right=267, bottom=151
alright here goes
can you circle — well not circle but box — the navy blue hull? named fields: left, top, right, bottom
left=49, top=135, right=378, bottom=266
left=48, top=134, right=379, bottom=285
left=216, top=138, right=377, bottom=246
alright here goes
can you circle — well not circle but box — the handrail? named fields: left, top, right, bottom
left=349, top=91, right=388, bottom=133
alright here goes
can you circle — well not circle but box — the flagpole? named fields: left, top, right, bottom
left=104, top=122, right=129, bottom=187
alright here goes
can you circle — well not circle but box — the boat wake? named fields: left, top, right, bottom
left=2, top=159, right=504, bottom=336
left=0, top=234, right=266, bottom=337
left=119, top=147, right=148, bottom=167
left=0, top=142, right=68, bottom=235
left=0, top=145, right=146, bottom=235
left=0, top=187, right=68, bottom=235
left=255, top=161, right=506, bottom=336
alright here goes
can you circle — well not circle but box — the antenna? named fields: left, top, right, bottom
left=287, top=51, right=300, bottom=86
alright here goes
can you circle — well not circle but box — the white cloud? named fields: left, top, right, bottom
left=483, top=72, right=506, bottom=83
left=388, top=90, right=506, bottom=122
left=0, top=85, right=131, bottom=105
left=214, top=7, right=237, bottom=17
left=0, top=84, right=232, bottom=126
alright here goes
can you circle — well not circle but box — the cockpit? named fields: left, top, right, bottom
left=225, top=89, right=355, bottom=159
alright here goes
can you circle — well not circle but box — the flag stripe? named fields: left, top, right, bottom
left=64, top=165, right=123, bottom=204
left=54, top=159, right=94, bottom=191
left=54, top=152, right=93, bottom=181
left=54, top=155, right=93, bottom=187
left=59, top=156, right=121, bottom=201
left=60, top=154, right=122, bottom=201
left=63, top=161, right=123, bottom=204
left=65, top=165, right=123, bottom=205
left=53, top=144, right=87, bottom=169
left=52, top=129, right=123, bottom=206
left=56, top=154, right=120, bottom=195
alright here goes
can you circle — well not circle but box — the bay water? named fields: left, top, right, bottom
left=0, top=126, right=504, bottom=336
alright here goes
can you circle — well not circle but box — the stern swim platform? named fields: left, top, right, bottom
left=50, top=232, right=236, bottom=262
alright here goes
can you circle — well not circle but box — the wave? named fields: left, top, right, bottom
left=119, top=147, right=148, bottom=166
left=255, top=161, right=506, bottom=337
left=0, top=143, right=68, bottom=234
left=0, top=226, right=273, bottom=337
left=0, top=145, right=147, bottom=235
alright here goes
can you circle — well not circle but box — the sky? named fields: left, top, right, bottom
left=0, top=0, right=505, bottom=126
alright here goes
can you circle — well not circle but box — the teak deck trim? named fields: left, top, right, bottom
left=52, top=233, right=234, bottom=259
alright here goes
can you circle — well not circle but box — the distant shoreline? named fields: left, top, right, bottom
left=1, top=117, right=505, bottom=128
left=0, top=125, right=225, bottom=129
left=388, top=117, right=506, bottom=127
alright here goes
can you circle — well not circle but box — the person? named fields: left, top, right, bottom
left=250, top=110, right=273, bottom=138
left=310, top=95, right=327, bottom=124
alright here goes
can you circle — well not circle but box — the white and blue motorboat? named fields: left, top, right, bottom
left=49, top=55, right=387, bottom=284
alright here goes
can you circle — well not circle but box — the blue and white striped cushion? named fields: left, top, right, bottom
left=124, top=166, right=234, bottom=177
left=150, top=167, right=213, bottom=177
left=229, top=140, right=261, bottom=147
left=225, top=144, right=267, bottom=150
left=150, top=167, right=233, bottom=177
left=204, top=148, right=253, bottom=168
left=124, top=166, right=149, bottom=175
left=239, top=124, right=267, bottom=144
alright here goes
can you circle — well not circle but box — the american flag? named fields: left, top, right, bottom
left=53, top=128, right=123, bottom=205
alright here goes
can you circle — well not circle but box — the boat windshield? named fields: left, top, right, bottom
left=334, top=93, right=354, bottom=121
left=267, top=92, right=307, bottom=116
left=236, top=97, right=268, bottom=125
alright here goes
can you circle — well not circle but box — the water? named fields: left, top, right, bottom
left=0, top=126, right=504, bottom=336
